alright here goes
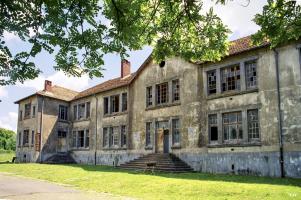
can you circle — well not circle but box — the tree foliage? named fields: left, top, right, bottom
left=0, top=128, right=16, bottom=151
left=0, top=0, right=229, bottom=85
left=253, top=0, right=301, bottom=48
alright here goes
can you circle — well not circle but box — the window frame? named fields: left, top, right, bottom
left=32, top=105, right=36, bottom=118
left=207, top=70, right=217, bottom=95
left=172, top=79, right=180, bottom=102
left=221, top=64, right=241, bottom=93
left=245, top=60, right=258, bottom=90
left=156, top=82, right=169, bottom=105
left=120, top=125, right=127, bottom=148
left=31, top=130, right=35, bottom=145
left=23, top=129, right=29, bottom=146
left=72, top=129, right=90, bottom=149
left=104, top=97, right=109, bottom=115
left=172, top=118, right=180, bottom=146
left=24, top=103, right=31, bottom=119
left=208, top=114, right=218, bottom=143
left=19, top=110, right=23, bottom=121
left=59, top=105, right=68, bottom=121
left=146, top=86, right=153, bottom=107
left=222, top=111, right=243, bottom=142
left=145, top=122, right=152, bottom=147
left=121, top=93, right=128, bottom=112
left=110, top=95, right=120, bottom=113
left=247, top=109, right=260, bottom=141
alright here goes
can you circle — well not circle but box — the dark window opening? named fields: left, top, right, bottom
left=221, top=65, right=241, bottom=92
left=159, top=60, right=165, bottom=68
left=78, top=130, right=85, bottom=148
left=207, top=70, right=217, bottom=95
left=73, top=105, right=77, bottom=120
left=86, top=102, right=90, bottom=118
left=122, top=93, right=127, bottom=112
left=78, top=104, right=86, bottom=119
left=32, top=106, right=36, bottom=118
left=59, top=105, right=68, bottom=120
left=121, top=125, right=127, bottom=147
left=156, top=82, right=168, bottom=104
left=209, top=114, right=218, bottom=142
left=24, top=103, right=31, bottom=118
left=23, top=130, right=29, bottom=146
left=31, top=130, right=35, bottom=145
left=104, top=97, right=109, bottom=115
left=85, top=130, right=89, bottom=148
left=110, top=95, right=120, bottom=113
left=146, top=86, right=153, bottom=107
left=146, top=122, right=152, bottom=147
left=58, top=131, right=67, bottom=138
left=103, top=128, right=108, bottom=147
left=19, top=110, right=23, bottom=121
left=245, top=60, right=257, bottom=89
left=172, top=79, right=180, bottom=102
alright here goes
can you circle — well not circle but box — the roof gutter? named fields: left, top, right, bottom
left=274, top=49, right=285, bottom=178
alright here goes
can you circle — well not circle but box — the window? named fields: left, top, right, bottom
left=122, top=93, right=127, bottom=112
left=156, top=82, right=168, bottom=104
left=58, top=130, right=67, bottom=138
left=223, top=112, right=243, bottom=141
left=85, top=130, right=89, bottom=148
left=172, top=119, right=180, bottom=145
left=78, top=104, right=86, bottom=119
left=121, top=125, right=127, bottom=147
left=104, top=97, right=109, bottom=115
left=245, top=60, right=257, bottom=89
left=248, top=109, right=260, bottom=140
left=113, top=127, right=119, bottom=146
left=23, top=130, right=29, bottom=146
left=207, top=70, right=217, bottom=95
left=146, top=122, right=152, bottom=147
left=24, top=103, right=31, bottom=118
left=77, top=130, right=85, bottom=148
left=172, top=79, right=180, bottom=102
left=86, top=102, right=90, bottom=118
left=103, top=128, right=108, bottom=147
left=18, top=132, right=22, bottom=146
left=109, top=127, right=113, bottom=147
left=73, top=105, right=77, bottom=120
left=110, top=95, right=120, bottom=113
left=31, top=130, right=35, bottom=145
left=146, top=86, right=153, bottom=107
left=221, top=65, right=241, bottom=92
left=19, top=110, right=23, bottom=121
left=59, top=105, right=68, bottom=120
left=72, top=131, right=77, bottom=148
left=32, top=106, right=36, bottom=118
left=208, top=114, right=218, bottom=142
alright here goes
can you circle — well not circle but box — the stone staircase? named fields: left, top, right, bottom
left=119, top=153, right=194, bottom=173
left=44, top=153, right=76, bottom=164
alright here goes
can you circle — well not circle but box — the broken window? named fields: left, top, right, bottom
left=208, top=114, right=218, bottom=142
left=78, top=103, right=86, bottom=119
left=207, top=70, right=217, bottom=95
left=73, top=105, right=77, bottom=120
left=122, top=93, right=127, bottom=112
left=31, top=130, right=35, bottom=145
left=86, top=102, right=90, bottom=118
left=245, top=60, right=257, bottom=89
left=172, top=119, right=180, bottom=145
left=104, top=97, right=109, bottom=115
left=103, top=128, right=108, bottom=147
left=59, top=105, right=68, bottom=120
left=223, top=112, right=243, bottom=141
left=146, top=122, right=152, bottom=147
left=221, top=65, right=241, bottom=92
left=248, top=109, right=260, bottom=140
left=110, top=95, right=120, bottom=113
left=85, top=130, right=89, bottom=148
left=146, top=86, right=153, bottom=107
left=121, top=125, right=127, bottom=147
left=78, top=130, right=85, bottom=148
left=156, top=82, right=168, bottom=104
left=24, top=103, right=31, bottom=118
left=23, top=130, right=29, bottom=146
left=172, top=79, right=180, bottom=102
left=32, top=106, right=36, bottom=118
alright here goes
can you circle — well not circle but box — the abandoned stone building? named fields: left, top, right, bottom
left=15, top=36, right=301, bottom=178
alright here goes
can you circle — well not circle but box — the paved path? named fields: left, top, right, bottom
left=0, top=173, right=135, bottom=200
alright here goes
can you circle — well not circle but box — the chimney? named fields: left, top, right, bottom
left=121, top=59, right=131, bottom=78
left=44, top=80, right=52, bottom=91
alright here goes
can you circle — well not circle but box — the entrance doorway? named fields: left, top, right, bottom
left=155, top=120, right=169, bottom=153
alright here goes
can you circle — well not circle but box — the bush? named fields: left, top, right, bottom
left=0, top=128, right=16, bottom=151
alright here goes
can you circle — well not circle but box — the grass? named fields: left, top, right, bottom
left=0, top=163, right=300, bottom=199
left=0, top=151, right=15, bottom=162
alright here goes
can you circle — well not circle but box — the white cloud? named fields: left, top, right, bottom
left=18, top=71, right=90, bottom=92
left=3, top=31, right=20, bottom=42
left=0, top=86, right=8, bottom=98
left=203, top=0, right=267, bottom=40
left=0, top=112, right=18, bottom=132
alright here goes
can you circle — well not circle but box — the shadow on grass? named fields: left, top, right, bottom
left=53, top=163, right=301, bottom=187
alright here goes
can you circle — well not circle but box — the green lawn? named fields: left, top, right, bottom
left=0, top=163, right=300, bottom=200
left=0, top=151, right=15, bottom=162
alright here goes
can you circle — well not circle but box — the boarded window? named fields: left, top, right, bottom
left=24, top=103, right=31, bottom=118
left=103, top=128, right=108, bottom=147
left=209, top=114, right=218, bottom=142
left=121, top=125, right=127, bottom=147
left=207, top=70, right=217, bottom=95
left=223, top=112, right=243, bottom=141
left=78, top=104, right=86, bottom=119
left=221, top=65, right=241, bottom=92
left=172, top=119, right=180, bottom=145
left=110, top=95, right=119, bottom=113
left=146, top=86, right=153, bottom=107
left=23, top=130, right=29, bottom=145
left=245, top=60, right=257, bottom=89
left=146, top=122, right=152, bottom=147
left=122, top=93, right=127, bottom=112
left=31, top=130, right=35, bottom=145
left=248, top=109, right=260, bottom=140
left=104, top=97, right=109, bottom=115
left=172, top=79, right=180, bottom=102
left=59, top=105, right=68, bottom=120
left=156, top=82, right=168, bottom=104
left=86, top=102, right=91, bottom=118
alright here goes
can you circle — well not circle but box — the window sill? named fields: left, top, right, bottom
left=171, top=145, right=181, bottom=149
left=103, top=147, right=127, bottom=151
left=207, top=142, right=261, bottom=148
left=74, top=118, right=91, bottom=122
left=145, top=146, right=153, bottom=150
left=104, top=111, right=128, bottom=118
left=207, top=88, right=258, bottom=100
left=58, top=119, right=70, bottom=123
left=71, top=147, right=90, bottom=151
left=145, top=102, right=181, bottom=111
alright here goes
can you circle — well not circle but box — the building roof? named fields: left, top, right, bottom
left=15, top=85, right=79, bottom=103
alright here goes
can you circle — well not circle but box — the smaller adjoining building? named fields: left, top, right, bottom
left=15, top=36, right=301, bottom=178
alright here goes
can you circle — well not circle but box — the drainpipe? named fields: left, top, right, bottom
left=39, top=97, right=44, bottom=163
left=94, top=94, right=98, bottom=165
left=274, top=49, right=285, bottom=178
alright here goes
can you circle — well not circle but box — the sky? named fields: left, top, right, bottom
left=0, top=0, right=267, bottom=132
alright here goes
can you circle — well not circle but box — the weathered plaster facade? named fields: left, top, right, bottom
left=15, top=37, right=301, bottom=178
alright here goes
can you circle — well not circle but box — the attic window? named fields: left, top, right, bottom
left=159, top=60, right=165, bottom=68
